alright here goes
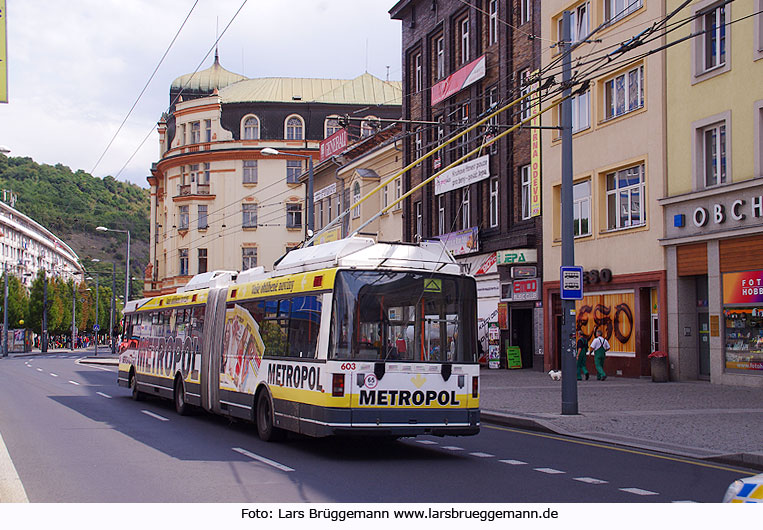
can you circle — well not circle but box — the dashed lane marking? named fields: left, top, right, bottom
left=441, top=446, right=464, bottom=451
left=36, top=368, right=43, bottom=372
left=620, top=487, right=659, bottom=496
left=573, top=477, right=608, bottom=485
left=96, top=392, right=112, bottom=399
left=499, top=459, right=528, bottom=465
left=50, top=373, right=58, bottom=377
left=233, top=447, right=294, bottom=472
left=68, top=381, right=80, bottom=386
left=534, top=467, right=566, bottom=474
left=416, top=440, right=438, bottom=445
left=469, top=452, right=495, bottom=458
left=141, top=410, right=170, bottom=422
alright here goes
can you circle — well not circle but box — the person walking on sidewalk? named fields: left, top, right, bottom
left=588, top=329, right=610, bottom=381
left=576, top=331, right=589, bottom=381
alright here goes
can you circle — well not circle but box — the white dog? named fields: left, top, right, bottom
left=548, top=370, right=562, bottom=381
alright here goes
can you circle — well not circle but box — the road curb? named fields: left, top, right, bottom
left=481, top=411, right=763, bottom=472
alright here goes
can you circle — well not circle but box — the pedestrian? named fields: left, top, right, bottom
left=588, top=329, right=610, bottom=381
left=576, top=331, right=589, bottom=381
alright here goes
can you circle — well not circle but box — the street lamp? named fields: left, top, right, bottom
left=96, top=226, right=130, bottom=303
left=261, top=147, right=314, bottom=241
left=87, top=258, right=100, bottom=356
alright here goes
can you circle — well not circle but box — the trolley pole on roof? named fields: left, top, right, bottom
left=560, top=11, right=579, bottom=415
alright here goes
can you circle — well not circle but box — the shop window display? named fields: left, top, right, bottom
left=724, top=308, right=763, bottom=371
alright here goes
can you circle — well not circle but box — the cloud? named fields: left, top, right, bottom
left=0, top=0, right=401, bottom=187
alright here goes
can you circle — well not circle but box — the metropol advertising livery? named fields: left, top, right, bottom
left=118, top=237, right=480, bottom=440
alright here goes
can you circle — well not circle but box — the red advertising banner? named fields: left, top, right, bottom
left=723, top=270, right=763, bottom=305
left=431, top=55, right=486, bottom=106
left=319, top=128, right=348, bottom=162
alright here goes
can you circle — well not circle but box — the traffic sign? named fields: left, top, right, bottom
left=93, top=324, right=100, bottom=331
left=560, top=266, right=584, bottom=300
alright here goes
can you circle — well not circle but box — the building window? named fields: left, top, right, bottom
left=382, top=184, right=389, bottom=209
left=360, top=116, right=378, bottom=138
left=460, top=17, right=470, bottom=65
left=756, top=0, right=763, bottom=60
left=394, top=178, right=402, bottom=210
left=287, top=160, right=302, bottom=184
left=521, top=0, right=531, bottom=24
left=436, top=36, right=445, bottom=79
left=573, top=180, right=592, bottom=237
left=462, top=187, right=470, bottom=229
left=415, top=127, right=423, bottom=163
left=352, top=182, right=361, bottom=218
left=179, top=248, right=189, bottom=276
left=454, top=103, right=469, bottom=158
left=189, top=164, right=199, bottom=184
left=286, top=115, right=304, bottom=140
left=198, top=205, right=208, bottom=230
left=286, top=203, right=302, bottom=228
left=327, top=196, right=333, bottom=223
left=572, top=90, right=591, bottom=132
left=243, top=160, right=258, bottom=184
left=414, top=52, right=422, bottom=93
left=438, top=195, right=446, bottom=234
left=190, top=121, right=200, bottom=144
left=325, top=116, right=342, bottom=137
left=486, top=87, right=498, bottom=154
left=242, top=203, right=258, bottom=228
left=200, top=162, right=210, bottom=185
left=198, top=248, right=207, bottom=274
left=243, top=115, right=260, bottom=140
left=204, top=120, right=212, bottom=142
left=520, top=70, right=532, bottom=121
left=521, top=166, right=531, bottom=220
left=317, top=200, right=324, bottom=229
left=415, top=201, right=423, bottom=240
left=606, top=164, right=646, bottom=230
left=490, top=178, right=499, bottom=227
left=702, top=122, right=727, bottom=187
left=702, top=4, right=726, bottom=71
left=178, top=205, right=189, bottom=230
left=242, top=247, right=257, bottom=270
left=558, top=2, right=589, bottom=43
left=604, top=0, right=642, bottom=25
left=488, top=0, right=498, bottom=45
left=604, top=65, right=643, bottom=120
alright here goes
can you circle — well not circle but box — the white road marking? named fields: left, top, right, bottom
left=469, top=452, right=495, bottom=458
left=232, top=447, right=294, bottom=472
left=534, top=467, right=566, bottom=474
left=416, top=440, right=438, bottom=445
left=441, top=446, right=464, bottom=451
left=96, top=392, right=112, bottom=399
left=141, top=410, right=170, bottom=422
left=573, top=477, right=608, bottom=485
left=36, top=368, right=43, bottom=372
left=499, top=459, right=528, bottom=465
left=68, top=380, right=80, bottom=386
left=620, top=487, right=659, bottom=496
left=50, top=373, right=58, bottom=377
left=672, top=500, right=697, bottom=503
left=0, top=432, right=28, bottom=502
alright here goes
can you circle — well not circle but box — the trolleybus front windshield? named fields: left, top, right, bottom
left=330, top=270, right=477, bottom=363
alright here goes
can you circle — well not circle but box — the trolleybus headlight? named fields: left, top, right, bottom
left=472, top=376, right=479, bottom=398
left=332, top=373, right=345, bottom=397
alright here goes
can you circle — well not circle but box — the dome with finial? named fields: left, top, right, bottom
left=170, top=50, right=247, bottom=103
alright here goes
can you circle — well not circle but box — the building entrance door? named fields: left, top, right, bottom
left=510, top=307, right=533, bottom=369
left=698, top=312, right=711, bottom=379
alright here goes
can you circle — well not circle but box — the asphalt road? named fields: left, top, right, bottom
left=0, top=354, right=754, bottom=503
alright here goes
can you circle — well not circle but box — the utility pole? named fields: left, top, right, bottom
left=560, top=11, right=579, bottom=415
left=42, top=273, right=48, bottom=353
left=110, top=262, right=116, bottom=355
left=94, top=273, right=99, bottom=356
left=71, top=280, right=76, bottom=352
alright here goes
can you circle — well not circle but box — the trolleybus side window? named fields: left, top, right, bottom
left=288, top=295, right=322, bottom=358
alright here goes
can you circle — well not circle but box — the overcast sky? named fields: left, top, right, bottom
left=0, top=0, right=402, bottom=188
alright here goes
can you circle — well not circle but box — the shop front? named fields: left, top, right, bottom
left=660, top=177, right=763, bottom=387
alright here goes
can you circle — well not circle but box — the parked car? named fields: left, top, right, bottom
left=723, top=472, right=763, bottom=502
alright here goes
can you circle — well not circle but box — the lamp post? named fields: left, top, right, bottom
left=96, top=226, right=130, bottom=303
left=261, top=147, right=314, bottom=241
left=87, top=258, right=101, bottom=356
left=71, top=279, right=76, bottom=352
left=42, top=270, right=48, bottom=353
left=111, top=262, right=116, bottom=355
left=2, top=262, right=7, bottom=357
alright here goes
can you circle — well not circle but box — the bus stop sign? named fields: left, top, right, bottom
left=560, top=266, right=584, bottom=300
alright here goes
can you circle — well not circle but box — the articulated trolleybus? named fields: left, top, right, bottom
left=118, top=237, right=480, bottom=440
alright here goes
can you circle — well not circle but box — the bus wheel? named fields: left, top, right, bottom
left=256, top=392, right=284, bottom=442
left=174, top=377, right=190, bottom=416
left=130, top=372, right=144, bottom=402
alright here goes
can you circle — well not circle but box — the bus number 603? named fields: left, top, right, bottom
left=340, top=363, right=356, bottom=371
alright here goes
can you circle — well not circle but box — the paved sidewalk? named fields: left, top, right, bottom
left=480, top=367, right=763, bottom=471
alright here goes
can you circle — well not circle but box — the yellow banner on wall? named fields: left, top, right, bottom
left=529, top=70, right=541, bottom=217
left=0, top=0, right=7, bottom=103
left=575, top=291, right=636, bottom=354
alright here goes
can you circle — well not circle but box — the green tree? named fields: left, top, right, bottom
left=0, top=273, right=29, bottom=329
left=27, top=271, right=46, bottom=334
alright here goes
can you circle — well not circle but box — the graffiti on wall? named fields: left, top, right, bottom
left=575, top=292, right=635, bottom=354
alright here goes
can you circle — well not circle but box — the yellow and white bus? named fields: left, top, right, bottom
left=118, top=237, right=480, bottom=440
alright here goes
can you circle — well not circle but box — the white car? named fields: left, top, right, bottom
left=723, top=472, right=763, bottom=502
